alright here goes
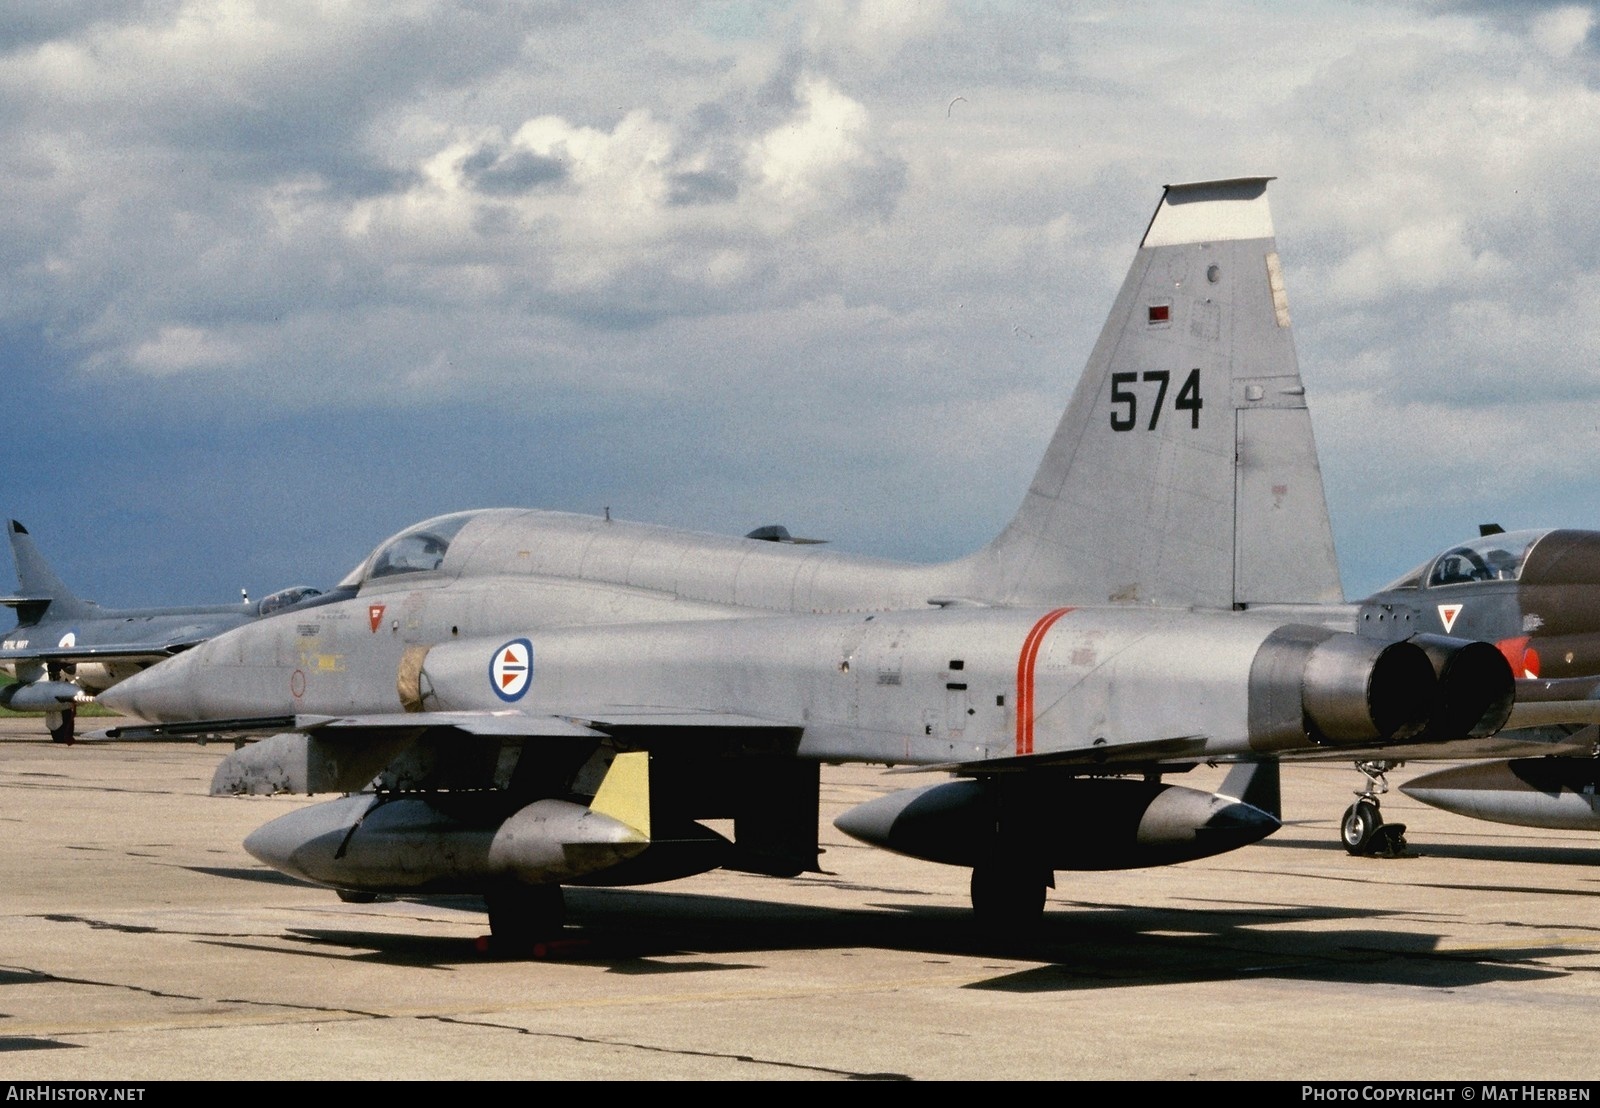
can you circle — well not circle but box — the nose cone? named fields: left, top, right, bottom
left=96, top=650, right=205, bottom=722
left=1401, top=758, right=1600, bottom=831
left=244, top=796, right=371, bottom=884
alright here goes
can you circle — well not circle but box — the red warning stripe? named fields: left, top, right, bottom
left=1015, top=608, right=1075, bottom=755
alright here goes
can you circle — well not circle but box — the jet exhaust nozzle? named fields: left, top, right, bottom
left=1301, top=634, right=1436, bottom=744
left=1248, top=626, right=1514, bottom=751
left=1407, top=634, right=1516, bottom=741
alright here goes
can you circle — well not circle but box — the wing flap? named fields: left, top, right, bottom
left=902, top=734, right=1213, bottom=776
left=94, top=716, right=299, bottom=742
left=0, top=644, right=200, bottom=665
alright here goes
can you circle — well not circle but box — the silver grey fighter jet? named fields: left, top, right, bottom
left=98, top=179, right=1519, bottom=951
left=1, top=519, right=322, bottom=742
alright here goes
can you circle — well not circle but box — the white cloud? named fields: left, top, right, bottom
left=122, top=325, right=244, bottom=375
left=1328, top=217, right=1510, bottom=300
left=803, top=0, right=951, bottom=66
left=1531, top=4, right=1594, bottom=57
left=339, top=67, right=902, bottom=312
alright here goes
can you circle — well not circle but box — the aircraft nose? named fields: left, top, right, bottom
left=96, top=652, right=201, bottom=722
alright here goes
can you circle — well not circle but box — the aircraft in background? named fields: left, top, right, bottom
left=1348, top=524, right=1600, bottom=849
left=98, top=179, right=1519, bottom=952
left=0, top=519, right=323, bottom=742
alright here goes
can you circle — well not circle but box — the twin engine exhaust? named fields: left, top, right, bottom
left=1250, top=627, right=1514, bottom=751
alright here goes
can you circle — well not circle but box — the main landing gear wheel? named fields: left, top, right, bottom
left=484, top=883, right=566, bottom=956
left=970, top=861, right=1048, bottom=933
left=46, top=706, right=76, bottom=745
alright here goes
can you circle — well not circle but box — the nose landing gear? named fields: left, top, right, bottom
left=1340, top=761, right=1408, bottom=857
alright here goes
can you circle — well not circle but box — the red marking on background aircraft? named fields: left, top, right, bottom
left=1497, top=636, right=1540, bottom=679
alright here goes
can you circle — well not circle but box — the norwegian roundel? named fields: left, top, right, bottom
left=489, top=638, right=534, bottom=702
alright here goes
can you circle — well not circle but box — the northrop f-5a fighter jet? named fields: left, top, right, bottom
left=1, top=519, right=322, bottom=743
left=100, top=179, right=1518, bottom=950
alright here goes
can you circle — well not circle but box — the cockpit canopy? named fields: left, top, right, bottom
left=1379, top=529, right=1553, bottom=592
left=255, top=585, right=323, bottom=617
left=339, top=511, right=484, bottom=589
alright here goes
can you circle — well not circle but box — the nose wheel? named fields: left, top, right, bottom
left=1340, top=761, right=1407, bottom=857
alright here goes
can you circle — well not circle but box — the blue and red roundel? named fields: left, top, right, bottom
left=489, top=638, right=534, bottom=702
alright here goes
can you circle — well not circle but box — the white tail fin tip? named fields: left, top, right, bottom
left=1143, top=178, right=1276, bottom=248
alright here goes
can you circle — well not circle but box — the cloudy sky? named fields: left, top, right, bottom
left=4, top=0, right=1598, bottom=609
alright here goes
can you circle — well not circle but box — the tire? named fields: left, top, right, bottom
left=485, top=883, right=566, bottom=955
left=970, top=862, right=1047, bottom=933
left=47, top=707, right=76, bottom=745
left=1340, top=800, right=1382, bottom=855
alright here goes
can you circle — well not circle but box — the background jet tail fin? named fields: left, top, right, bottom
left=7, top=520, right=92, bottom=622
left=957, top=178, right=1343, bottom=609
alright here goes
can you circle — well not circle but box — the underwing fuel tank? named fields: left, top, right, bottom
left=1400, top=758, right=1600, bottom=831
left=0, top=679, right=83, bottom=712
left=834, top=776, right=1279, bottom=870
left=243, top=794, right=655, bottom=893
left=238, top=751, right=723, bottom=894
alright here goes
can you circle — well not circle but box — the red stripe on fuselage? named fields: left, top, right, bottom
left=1015, top=608, right=1075, bottom=755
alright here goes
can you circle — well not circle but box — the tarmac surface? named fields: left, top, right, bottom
left=3, top=714, right=1599, bottom=1082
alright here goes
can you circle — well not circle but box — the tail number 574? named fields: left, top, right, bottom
left=1109, top=369, right=1202, bottom=431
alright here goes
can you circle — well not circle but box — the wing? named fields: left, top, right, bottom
left=899, top=734, right=1213, bottom=776
left=96, top=706, right=804, bottom=796
left=184, top=706, right=816, bottom=881
left=0, top=643, right=204, bottom=667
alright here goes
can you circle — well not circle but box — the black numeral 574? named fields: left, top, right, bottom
left=1109, top=368, right=1202, bottom=431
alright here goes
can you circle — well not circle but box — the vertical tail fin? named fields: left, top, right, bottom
left=7, top=520, right=92, bottom=621
left=959, top=178, right=1342, bottom=609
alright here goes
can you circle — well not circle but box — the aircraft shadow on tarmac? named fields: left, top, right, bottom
left=175, top=878, right=1572, bottom=994
left=1263, top=823, right=1600, bottom=869
left=190, top=865, right=318, bottom=887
